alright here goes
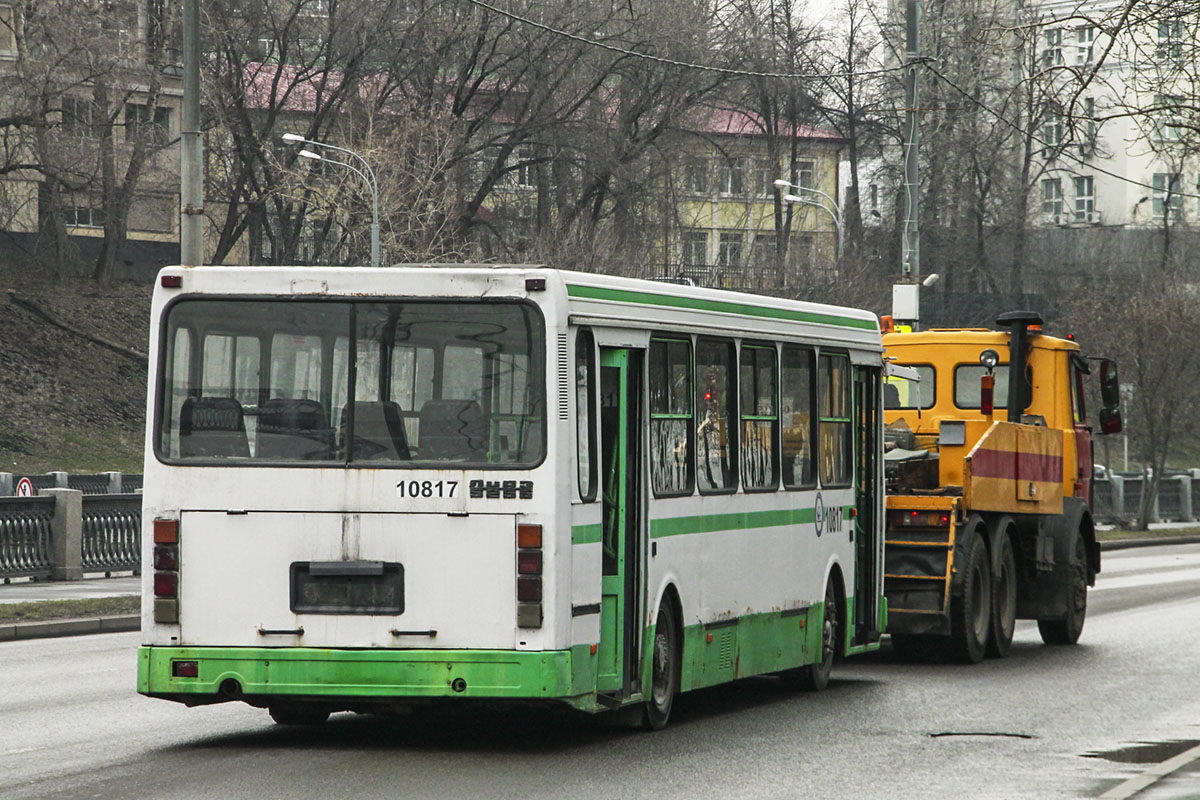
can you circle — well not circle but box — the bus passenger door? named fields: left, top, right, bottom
left=597, top=348, right=643, bottom=699
left=852, top=366, right=882, bottom=646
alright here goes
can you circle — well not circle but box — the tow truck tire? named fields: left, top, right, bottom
left=1038, top=530, right=1088, bottom=645
left=988, top=526, right=1018, bottom=658
left=949, top=526, right=992, bottom=664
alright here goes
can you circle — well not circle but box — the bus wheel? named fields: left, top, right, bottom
left=1038, top=530, right=1088, bottom=645
left=988, top=526, right=1018, bottom=658
left=269, top=703, right=331, bottom=726
left=643, top=601, right=679, bottom=731
left=949, top=526, right=991, bottom=664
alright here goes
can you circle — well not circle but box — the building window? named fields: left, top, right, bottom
left=681, top=230, right=708, bottom=267
left=753, top=159, right=775, bottom=197
left=1073, top=175, right=1094, bottom=221
left=125, top=103, right=171, bottom=145
left=1042, top=110, right=1063, bottom=147
left=683, top=156, right=708, bottom=194
left=514, top=147, right=536, bottom=189
left=1041, top=179, right=1063, bottom=216
left=1042, top=27, right=1063, bottom=67
left=61, top=97, right=94, bottom=138
left=753, top=234, right=775, bottom=269
left=718, top=232, right=743, bottom=268
left=1157, top=19, right=1183, bottom=62
left=0, top=5, right=15, bottom=54
left=795, top=159, right=815, bottom=190
left=1082, top=97, right=1097, bottom=145
left=1153, top=95, right=1183, bottom=142
left=1153, top=173, right=1182, bottom=215
left=65, top=203, right=105, bottom=228
left=1075, top=25, right=1095, bottom=64
left=720, top=158, right=745, bottom=196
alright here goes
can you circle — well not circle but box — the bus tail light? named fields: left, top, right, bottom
left=153, top=572, right=178, bottom=597
left=517, top=523, right=543, bottom=628
left=153, top=516, right=180, bottom=624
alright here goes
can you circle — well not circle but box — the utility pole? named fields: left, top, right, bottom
left=180, top=0, right=203, bottom=266
left=895, top=0, right=921, bottom=329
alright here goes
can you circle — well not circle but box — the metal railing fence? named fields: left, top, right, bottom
left=81, top=494, right=142, bottom=571
left=0, top=496, right=55, bottom=580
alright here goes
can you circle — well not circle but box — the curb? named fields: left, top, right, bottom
left=0, top=614, right=139, bottom=642
left=1101, top=535, right=1200, bottom=551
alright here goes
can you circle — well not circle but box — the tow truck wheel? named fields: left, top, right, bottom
left=1038, top=530, right=1088, bottom=645
left=949, top=525, right=992, bottom=664
left=987, top=526, right=1018, bottom=658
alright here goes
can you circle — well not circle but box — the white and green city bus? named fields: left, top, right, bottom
left=137, top=265, right=886, bottom=729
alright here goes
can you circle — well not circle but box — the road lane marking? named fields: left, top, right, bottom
left=1098, top=741, right=1200, bottom=799
left=1093, top=567, right=1200, bottom=592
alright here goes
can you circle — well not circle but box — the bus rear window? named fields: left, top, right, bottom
left=158, top=299, right=545, bottom=467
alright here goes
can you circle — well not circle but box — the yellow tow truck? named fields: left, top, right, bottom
left=882, top=311, right=1122, bottom=662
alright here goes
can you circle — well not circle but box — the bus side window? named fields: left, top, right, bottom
left=781, top=345, right=815, bottom=489
left=696, top=338, right=736, bottom=493
left=576, top=329, right=597, bottom=502
left=740, top=344, right=778, bottom=491
left=649, top=337, right=694, bottom=497
left=819, top=353, right=852, bottom=487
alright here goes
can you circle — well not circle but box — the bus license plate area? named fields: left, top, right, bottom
left=290, top=561, right=404, bottom=615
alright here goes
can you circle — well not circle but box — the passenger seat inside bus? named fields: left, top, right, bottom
left=341, top=401, right=411, bottom=461
left=256, top=398, right=334, bottom=460
left=418, top=399, right=487, bottom=461
left=179, top=397, right=251, bottom=459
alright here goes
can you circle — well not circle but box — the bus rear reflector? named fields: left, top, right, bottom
left=153, top=518, right=178, bottom=543
left=517, top=524, right=542, bottom=549
left=154, top=572, right=178, bottom=598
left=171, top=660, right=199, bottom=678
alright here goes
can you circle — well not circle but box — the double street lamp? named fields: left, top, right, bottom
left=774, top=178, right=844, bottom=259
left=282, top=133, right=381, bottom=267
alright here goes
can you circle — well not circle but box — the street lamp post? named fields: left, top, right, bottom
left=284, top=134, right=380, bottom=267
left=774, top=179, right=844, bottom=259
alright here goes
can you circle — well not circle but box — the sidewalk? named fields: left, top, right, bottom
left=0, top=573, right=140, bottom=642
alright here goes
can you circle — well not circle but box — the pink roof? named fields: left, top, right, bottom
left=685, top=105, right=844, bottom=143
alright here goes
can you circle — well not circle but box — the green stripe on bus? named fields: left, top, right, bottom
left=571, top=524, right=602, bottom=545
left=566, top=284, right=878, bottom=331
left=650, top=507, right=817, bottom=538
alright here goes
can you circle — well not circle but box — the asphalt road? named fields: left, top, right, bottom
left=3, top=543, right=1200, bottom=800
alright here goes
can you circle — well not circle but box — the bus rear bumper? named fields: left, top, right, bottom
left=138, top=645, right=594, bottom=707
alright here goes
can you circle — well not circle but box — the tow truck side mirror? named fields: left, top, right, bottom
left=1099, top=359, right=1122, bottom=434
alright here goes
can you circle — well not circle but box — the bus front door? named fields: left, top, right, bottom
left=597, top=348, right=643, bottom=700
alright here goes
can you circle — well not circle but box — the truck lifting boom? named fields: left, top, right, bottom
left=882, top=311, right=1122, bottom=662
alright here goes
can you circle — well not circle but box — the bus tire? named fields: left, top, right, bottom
left=1038, top=530, right=1088, bottom=645
left=987, top=524, right=1018, bottom=658
left=269, top=703, right=331, bottom=726
left=643, top=601, right=679, bottom=731
left=783, top=580, right=838, bottom=691
left=949, top=525, right=991, bottom=664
